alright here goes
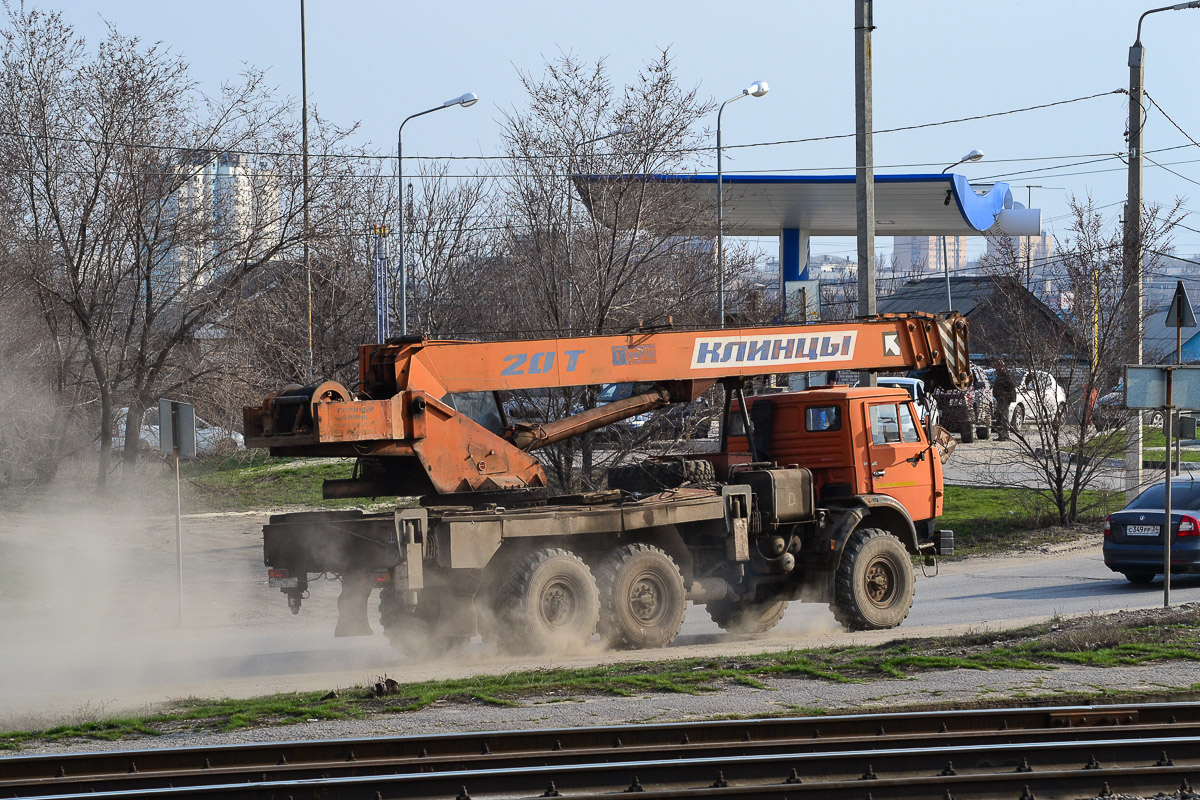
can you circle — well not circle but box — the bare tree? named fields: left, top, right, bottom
left=975, top=197, right=1185, bottom=523
left=0, top=7, right=368, bottom=484
left=484, top=50, right=730, bottom=490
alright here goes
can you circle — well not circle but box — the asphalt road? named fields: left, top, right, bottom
left=4, top=503, right=1200, bottom=727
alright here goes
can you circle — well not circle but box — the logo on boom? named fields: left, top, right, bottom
left=690, top=332, right=858, bottom=369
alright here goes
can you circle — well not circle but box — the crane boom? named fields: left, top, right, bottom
left=244, top=313, right=968, bottom=497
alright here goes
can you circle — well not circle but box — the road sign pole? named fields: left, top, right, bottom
left=175, top=450, right=183, bottom=626
left=171, top=402, right=184, bottom=627
left=1164, top=370, right=1173, bottom=608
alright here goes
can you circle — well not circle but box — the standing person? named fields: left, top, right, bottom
left=994, top=362, right=1017, bottom=441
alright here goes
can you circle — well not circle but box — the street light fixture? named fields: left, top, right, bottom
left=939, top=149, right=984, bottom=312
left=396, top=92, right=478, bottom=336
left=716, top=80, right=769, bottom=329
left=565, top=123, right=634, bottom=334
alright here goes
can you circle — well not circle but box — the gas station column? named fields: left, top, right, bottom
left=780, top=228, right=810, bottom=280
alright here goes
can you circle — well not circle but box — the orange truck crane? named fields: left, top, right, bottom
left=245, top=313, right=969, bottom=653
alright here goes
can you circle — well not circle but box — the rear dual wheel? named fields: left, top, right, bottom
left=491, top=548, right=600, bottom=654
left=379, top=588, right=470, bottom=658
left=706, top=596, right=788, bottom=634
left=596, top=544, right=687, bottom=649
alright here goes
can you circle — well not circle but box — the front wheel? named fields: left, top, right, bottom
left=1012, top=404, right=1026, bottom=429
left=831, top=528, right=914, bottom=631
left=596, top=543, right=687, bottom=649
left=1150, top=410, right=1165, bottom=428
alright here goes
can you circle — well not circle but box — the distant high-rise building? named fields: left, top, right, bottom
left=160, top=152, right=279, bottom=292
left=892, top=236, right=968, bottom=275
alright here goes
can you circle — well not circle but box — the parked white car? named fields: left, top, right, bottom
left=1009, top=369, right=1067, bottom=427
left=877, top=376, right=940, bottom=430
left=108, top=406, right=245, bottom=456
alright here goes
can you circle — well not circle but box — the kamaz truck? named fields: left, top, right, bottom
left=245, top=314, right=969, bottom=653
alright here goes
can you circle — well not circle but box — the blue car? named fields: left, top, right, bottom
left=1103, top=479, right=1200, bottom=584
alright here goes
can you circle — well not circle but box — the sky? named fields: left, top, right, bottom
left=48, top=0, right=1200, bottom=263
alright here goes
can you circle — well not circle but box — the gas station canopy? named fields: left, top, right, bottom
left=574, top=172, right=1040, bottom=294
left=574, top=173, right=1040, bottom=238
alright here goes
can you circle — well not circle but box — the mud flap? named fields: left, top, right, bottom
left=335, top=571, right=374, bottom=637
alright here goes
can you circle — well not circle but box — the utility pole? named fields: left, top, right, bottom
left=300, top=0, right=312, bottom=384
left=1122, top=2, right=1200, bottom=500
left=854, top=0, right=876, bottom=387
left=1124, top=17, right=1148, bottom=502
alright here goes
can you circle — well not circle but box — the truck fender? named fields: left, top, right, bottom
left=826, top=495, right=919, bottom=554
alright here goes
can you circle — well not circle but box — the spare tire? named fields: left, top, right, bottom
left=607, top=457, right=715, bottom=494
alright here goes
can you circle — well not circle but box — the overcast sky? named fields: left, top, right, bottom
left=52, top=0, right=1200, bottom=261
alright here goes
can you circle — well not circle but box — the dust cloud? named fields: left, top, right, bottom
left=0, top=464, right=395, bottom=729
left=0, top=462, right=854, bottom=731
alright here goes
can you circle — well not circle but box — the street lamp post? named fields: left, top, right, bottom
left=565, top=124, right=633, bottom=335
left=940, top=150, right=984, bottom=313
left=1124, top=2, right=1199, bottom=501
left=397, top=92, right=478, bottom=336
left=716, top=81, right=769, bottom=329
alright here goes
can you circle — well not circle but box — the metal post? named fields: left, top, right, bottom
left=716, top=105, right=728, bottom=329
left=941, top=235, right=952, bottom=312
left=566, top=151, right=576, bottom=335
left=855, top=0, right=876, bottom=387
left=1164, top=372, right=1173, bottom=607
left=300, top=0, right=312, bottom=384
left=171, top=403, right=184, bottom=627
left=394, top=94, right=479, bottom=335
left=397, top=127, right=407, bottom=335
left=1177, top=323, right=1183, bottom=476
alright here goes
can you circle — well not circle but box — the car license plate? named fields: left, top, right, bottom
left=1127, top=524, right=1160, bottom=536
left=269, top=576, right=299, bottom=588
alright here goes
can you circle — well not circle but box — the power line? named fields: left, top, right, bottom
left=1144, top=155, right=1200, bottom=188
left=0, top=88, right=1123, bottom=165
left=1145, top=92, right=1200, bottom=153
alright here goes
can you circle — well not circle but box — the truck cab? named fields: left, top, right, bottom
left=710, top=386, right=943, bottom=526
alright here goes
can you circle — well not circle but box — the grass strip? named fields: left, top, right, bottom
left=939, top=485, right=1119, bottom=557
left=3, top=605, right=1199, bottom=748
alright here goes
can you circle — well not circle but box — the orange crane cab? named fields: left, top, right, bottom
left=244, top=314, right=968, bottom=653
left=712, top=386, right=944, bottom=524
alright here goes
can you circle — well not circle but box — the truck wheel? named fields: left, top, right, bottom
left=831, top=528, right=914, bottom=631
left=494, top=548, right=599, bottom=653
left=596, top=543, right=687, bottom=649
left=705, top=596, right=788, bottom=634
left=960, top=423, right=975, bottom=444
left=607, top=458, right=715, bottom=494
left=378, top=589, right=469, bottom=657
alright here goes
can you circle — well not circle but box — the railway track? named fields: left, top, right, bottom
left=2, top=702, right=1197, bottom=799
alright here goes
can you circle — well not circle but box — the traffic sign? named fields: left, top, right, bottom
left=1165, top=280, right=1196, bottom=328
